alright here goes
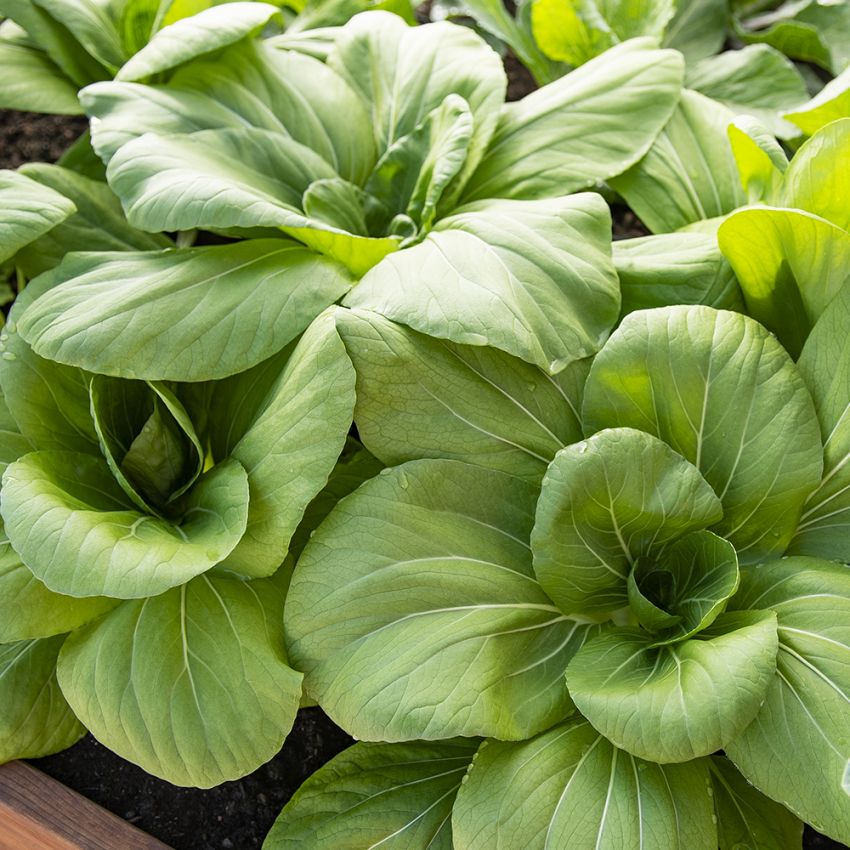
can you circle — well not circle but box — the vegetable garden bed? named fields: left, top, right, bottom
left=3, top=2, right=850, bottom=849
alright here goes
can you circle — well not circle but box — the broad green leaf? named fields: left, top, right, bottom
left=709, top=756, right=804, bottom=850
left=791, top=286, right=850, bottom=560
left=785, top=65, right=850, bottom=136
left=0, top=537, right=116, bottom=642
left=364, top=93, right=473, bottom=232
left=583, top=306, right=824, bottom=562
left=566, top=611, right=778, bottom=762
left=727, top=116, right=788, bottom=202
left=452, top=718, right=717, bottom=850
left=609, top=90, right=745, bottom=233
left=0, top=40, right=83, bottom=114
left=209, top=311, right=355, bottom=577
left=0, top=170, right=76, bottom=265
left=328, top=11, right=506, bottom=191
left=116, top=2, right=282, bottom=81
left=0, top=0, right=110, bottom=86
left=264, top=739, right=477, bottom=849
left=0, top=279, right=99, bottom=455
left=779, top=118, right=850, bottom=232
left=530, top=0, right=675, bottom=67
left=463, top=39, right=684, bottom=202
left=662, top=0, right=727, bottom=62
left=726, top=558, right=850, bottom=845
left=0, top=636, right=84, bottom=761
left=18, top=240, right=352, bottom=381
left=684, top=45, right=807, bottom=137
left=532, top=428, right=722, bottom=615
left=57, top=571, right=302, bottom=787
left=613, top=232, right=742, bottom=318
left=736, top=0, right=850, bottom=74
left=105, top=127, right=334, bottom=232
left=334, top=308, right=584, bottom=481
left=717, top=207, right=850, bottom=357
left=14, top=163, right=171, bottom=278
left=2, top=451, right=249, bottom=598
left=627, top=530, right=739, bottom=642
left=286, top=459, right=595, bottom=741
left=346, top=194, right=619, bottom=374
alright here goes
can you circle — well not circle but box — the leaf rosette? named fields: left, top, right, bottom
left=0, top=271, right=356, bottom=785
left=281, top=302, right=850, bottom=847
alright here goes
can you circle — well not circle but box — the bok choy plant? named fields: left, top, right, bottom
left=271, top=293, right=850, bottom=847
left=15, top=12, right=684, bottom=383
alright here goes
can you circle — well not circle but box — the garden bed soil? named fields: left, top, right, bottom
left=1, top=100, right=848, bottom=850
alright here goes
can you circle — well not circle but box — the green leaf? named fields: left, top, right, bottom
left=346, top=194, right=619, bottom=374
left=609, top=90, right=745, bottom=233
left=116, top=2, right=282, bottom=81
left=530, top=0, right=675, bottom=66
left=567, top=611, right=778, bottom=763
left=684, top=45, right=808, bottom=138
left=57, top=571, right=302, bottom=787
left=264, top=739, right=477, bottom=849
left=364, top=93, right=473, bottom=232
left=532, top=427, right=723, bottom=616
left=709, top=756, right=804, bottom=850
left=334, top=308, right=585, bottom=481
left=613, top=231, right=743, bottom=318
left=0, top=280, right=100, bottom=455
left=662, top=0, right=727, bottom=62
left=0, top=636, right=85, bottom=761
left=302, top=178, right=370, bottom=236
left=18, top=240, right=352, bottom=381
left=207, top=311, right=355, bottom=577
left=452, top=718, right=717, bottom=850
left=790, top=285, right=850, bottom=561
left=0, top=40, right=83, bottom=114
left=627, top=530, right=739, bottom=642
left=778, top=118, right=850, bottom=232
left=14, top=163, right=171, bottom=278
left=286, top=459, right=595, bottom=741
left=328, top=11, right=506, bottom=192
left=0, top=169, right=76, bottom=265
left=727, top=116, right=788, bottom=203
left=2, top=451, right=249, bottom=598
left=582, top=306, right=824, bottom=563
left=726, top=557, right=850, bottom=845
left=785, top=65, right=850, bottom=137
left=462, top=39, right=684, bottom=202
left=0, top=532, right=117, bottom=642
left=717, top=207, right=850, bottom=357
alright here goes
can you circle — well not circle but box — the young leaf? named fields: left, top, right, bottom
left=286, top=459, right=594, bottom=741
left=462, top=38, right=684, bottom=202
left=785, top=65, right=850, bottom=137
left=334, top=308, right=584, bottom=481
left=452, top=718, right=717, bottom=849
left=726, top=558, right=850, bottom=846
left=56, top=571, right=302, bottom=787
left=566, top=610, right=778, bottom=763
left=0, top=635, right=85, bottom=762
left=532, top=428, right=723, bottom=615
left=347, top=193, right=619, bottom=374
left=17, top=240, right=353, bottom=381
left=582, top=306, right=824, bottom=563
left=791, top=286, right=850, bottom=560
left=264, top=739, right=477, bottom=849
left=1, top=451, right=249, bottom=598
left=727, top=117, right=788, bottom=203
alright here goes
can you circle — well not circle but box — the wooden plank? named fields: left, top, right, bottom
left=0, top=760, right=172, bottom=850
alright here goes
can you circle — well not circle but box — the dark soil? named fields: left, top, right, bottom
left=0, top=109, right=87, bottom=168
left=31, top=709, right=353, bottom=850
